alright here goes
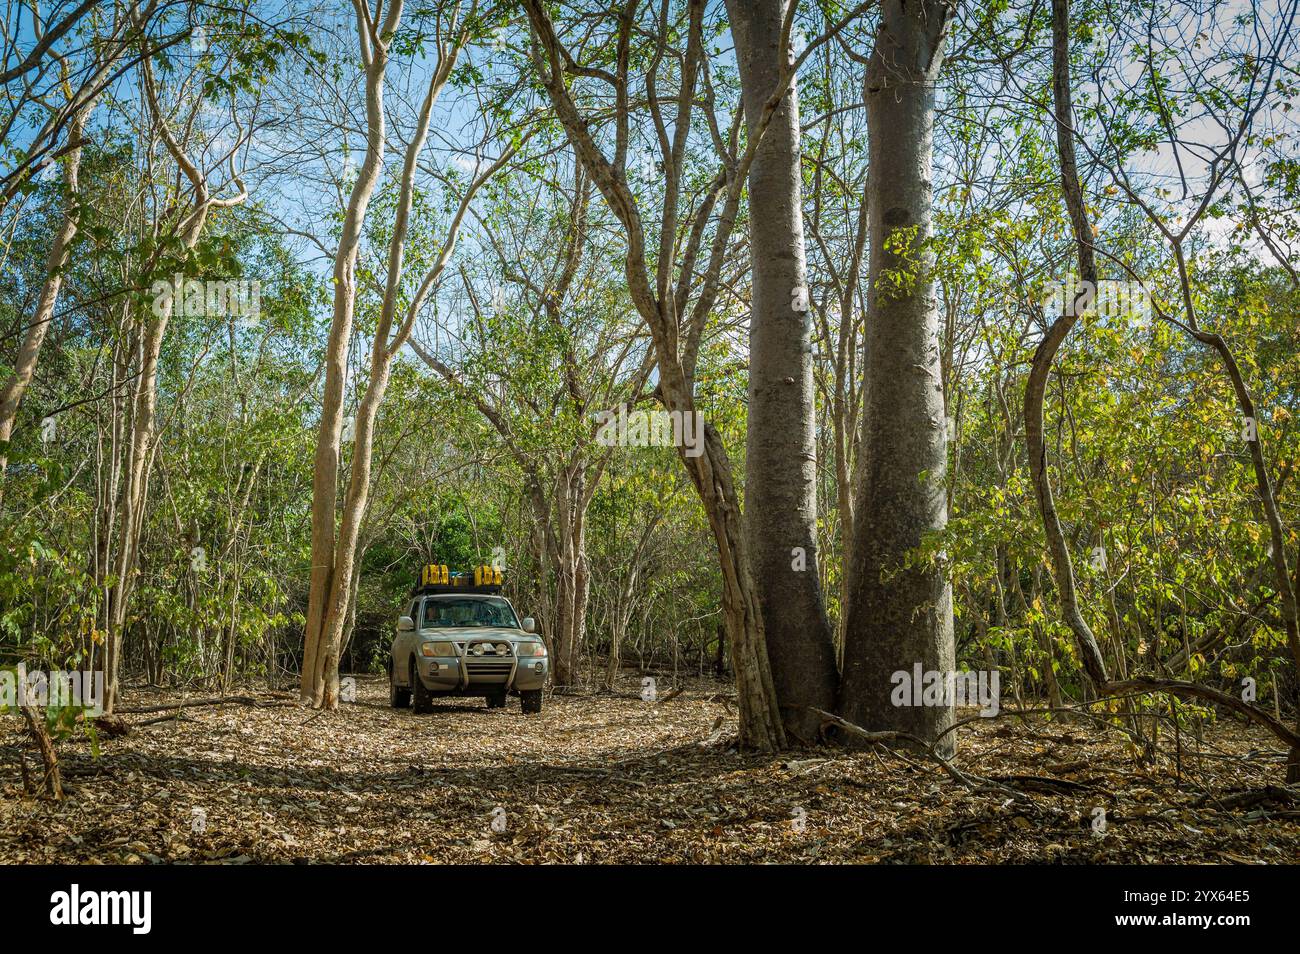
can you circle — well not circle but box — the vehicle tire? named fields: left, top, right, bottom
left=411, top=659, right=433, bottom=714
left=389, top=659, right=411, bottom=708
left=520, top=689, right=542, bottom=715
left=485, top=689, right=507, bottom=709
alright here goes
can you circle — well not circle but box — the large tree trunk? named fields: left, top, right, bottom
left=839, top=0, right=955, bottom=756
left=0, top=101, right=92, bottom=476
left=727, top=0, right=838, bottom=742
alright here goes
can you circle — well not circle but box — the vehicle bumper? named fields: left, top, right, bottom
left=511, top=659, right=548, bottom=690
left=416, top=656, right=548, bottom=692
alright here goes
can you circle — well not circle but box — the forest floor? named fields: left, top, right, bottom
left=2, top=674, right=1298, bottom=864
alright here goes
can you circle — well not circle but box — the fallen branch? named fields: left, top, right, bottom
left=119, top=695, right=294, bottom=714
left=935, top=679, right=1299, bottom=774
left=936, top=678, right=1300, bottom=785
left=1104, top=677, right=1300, bottom=750
left=807, top=707, right=1027, bottom=800
left=134, top=712, right=197, bottom=728
left=989, top=773, right=1107, bottom=797
left=1195, top=785, right=1299, bottom=812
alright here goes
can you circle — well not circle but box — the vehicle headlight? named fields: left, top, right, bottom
left=421, top=641, right=456, bottom=657
left=515, top=641, right=547, bottom=658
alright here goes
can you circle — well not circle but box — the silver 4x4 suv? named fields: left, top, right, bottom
left=388, top=566, right=548, bottom=714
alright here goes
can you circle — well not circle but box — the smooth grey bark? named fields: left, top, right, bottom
left=727, top=0, right=838, bottom=741
left=300, top=1, right=400, bottom=706
left=840, top=0, right=955, bottom=756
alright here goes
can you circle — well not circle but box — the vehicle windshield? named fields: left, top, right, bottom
left=422, top=596, right=519, bottom=629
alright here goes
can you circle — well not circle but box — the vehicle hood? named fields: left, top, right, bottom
left=419, top=627, right=528, bottom=641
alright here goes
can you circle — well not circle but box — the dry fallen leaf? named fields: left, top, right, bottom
left=2, top=675, right=1296, bottom=865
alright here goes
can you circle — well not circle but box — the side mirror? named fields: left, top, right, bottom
left=522, top=617, right=536, bottom=633
left=398, top=615, right=415, bottom=632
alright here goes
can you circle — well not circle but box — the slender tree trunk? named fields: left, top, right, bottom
left=519, top=464, right=595, bottom=689
left=662, top=370, right=786, bottom=750
left=103, top=45, right=247, bottom=712
left=300, top=30, right=395, bottom=706
left=570, top=494, right=591, bottom=686
left=529, top=496, right=557, bottom=655
left=839, top=0, right=955, bottom=756
left=308, top=338, right=395, bottom=706
left=572, top=468, right=592, bottom=629
left=303, top=11, right=488, bottom=706
left=605, top=610, right=626, bottom=690
left=20, top=704, right=63, bottom=800
left=520, top=0, right=785, bottom=750
left=1199, top=333, right=1300, bottom=780
left=104, top=206, right=214, bottom=713
left=1022, top=0, right=1110, bottom=692
left=104, top=296, right=170, bottom=710
left=551, top=473, right=579, bottom=686
left=0, top=101, right=92, bottom=475
left=832, top=390, right=856, bottom=660
left=551, top=552, right=573, bottom=684
left=727, top=0, right=838, bottom=741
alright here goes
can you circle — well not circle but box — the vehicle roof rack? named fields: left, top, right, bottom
left=410, top=564, right=504, bottom=597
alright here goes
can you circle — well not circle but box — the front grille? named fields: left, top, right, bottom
left=465, top=660, right=513, bottom=680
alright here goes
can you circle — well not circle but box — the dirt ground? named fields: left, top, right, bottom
left=3, top=674, right=1298, bottom=864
